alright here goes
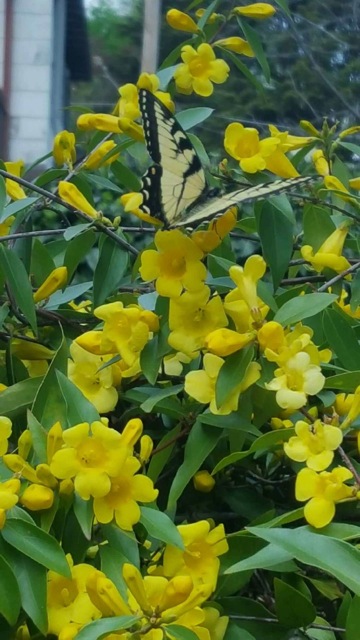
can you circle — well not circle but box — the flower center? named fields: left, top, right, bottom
left=189, top=57, right=209, bottom=77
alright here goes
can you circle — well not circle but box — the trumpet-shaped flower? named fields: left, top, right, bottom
left=301, top=225, right=351, bottom=274
left=214, top=37, right=254, bottom=57
left=140, top=230, right=206, bottom=297
left=284, top=419, right=343, bottom=471
left=324, top=175, right=358, bottom=204
left=47, top=556, right=101, bottom=639
left=185, top=353, right=261, bottom=415
left=120, top=191, right=162, bottom=225
left=268, top=124, right=315, bottom=151
left=174, top=43, right=230, bottom=97
left=205, top=327, right=255, bottom=357
left=94, top=301, right=159, bottom=367
left=0, top=416, right=12, bottom=456
left=52, top=130, right=76, bottom=168
left=77, top=113, right=122, bottom=133
left=49, top=420, right=129, bottom=499
left=224, top=256, right=269, bottom=332
left=163, top=521, right=228, bottom=589
left=33, top=266, right=68, bottom=303
left=266, top=351, right=325, bottom=411
left=93, top=455, right=158, bottom=530
left=224, top=124, right=298, bottom=177
left=0, top=478, right=20, bottom=529
left=168, top=287, right=228, bottom=357
left=68, top=341, right=121, bottom=413
left=166, top=9, right=199, bottom=33
left=58, top=181, right=99, bottom=219
left=336, top=288, right=360, bottom=320
left=192, top=208, right=238, bottom=253
left=4, top=160, right=26, bottom=200
left=295, top=466, right=354, bottom=528
left=83, top=141, right=120, bottom=170
left=233, top=3, right=276, bottom=18
left=258, top=321, right=332, bottom=369
left=312, top=150, right=330, bottom=176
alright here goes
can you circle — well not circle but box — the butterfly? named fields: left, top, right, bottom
left=138, top=89, right=312, bottom=229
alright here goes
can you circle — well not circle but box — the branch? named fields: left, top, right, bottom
left=318, top=260, right=360, bottom=292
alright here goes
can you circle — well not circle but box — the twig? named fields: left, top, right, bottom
left=229, top=615, right=345, bottom=633
left=318, top=260, right=360, bottom=292
left=337, top=445, right=360, bottom=486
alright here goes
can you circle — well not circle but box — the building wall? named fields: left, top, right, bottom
left=7, top=0, right=54, bottom=162
left=0, top=0, right=5, bottom=88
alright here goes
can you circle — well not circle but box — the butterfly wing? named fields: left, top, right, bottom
left=139, top=89, right=206, bottom=226
left=172, top=176, right=314, bottom=228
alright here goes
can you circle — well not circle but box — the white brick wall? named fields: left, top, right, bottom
left=0, top=0, right=5, bottom=87
left=8, top=0, right=54, bottom=163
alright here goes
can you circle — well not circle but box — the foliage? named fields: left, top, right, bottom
left=1, top=2, right=360, bottom=640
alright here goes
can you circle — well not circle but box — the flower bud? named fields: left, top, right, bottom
left=193, top=470, right=215, bottom=492
left=166, top=9, right=199, bottom=33
left=20, top=484, right=54, bottom=510
left=233, top=3, right=276, bottom=18
left=58, top=182, right=99, bottom=219
left=33, top=267, right=68, bottom=303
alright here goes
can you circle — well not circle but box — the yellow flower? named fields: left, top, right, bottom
left=324, top=175, right=358, bottom=204
left=224, top=123, right=298, bottom=177
left=20, top=484, right=54, bottom=510
left=58, top=181, right=99, bottom=219
left=295, top=466, right=353, bottom=528
left=191, top=208, right=238, bottom=253
left=202, top=607, right=229, bottom=640
left=3, top=453, right=38, bottom=483
left=185, top=352, right=261, bottom=415
left=205, top=327, right=254, bottom=357
left=163, top=521, right=228, bottom=589
left=224, top=255, right=269, bottom=332
left=4, top=160, right=26, bottom=200
left=83, top=141, right=120, bottom=170
left=49, top=420, right=129, bottom=499
left=94, top=301, right=158, bottom=367
left=284, top=419, right=343, bottom=471
left=33, top=266, right=68, bottom=303
left=0, top=479, right=21, bottom=529
left=268, top=124, right=315, bottom=151
left=0, top=215, right=15, bottom=236
left=338, top=125, right=360, bottom=139
left=68, top=341, right=121, bottom=413
left=77, top=113, right=122, bottom=133
left=93, top=456, right=158, bottom=531
left=174, top=43, right=230, bottom=97
left=233, top=3, right=276, bottom=18
left=349, top=176, right=360, bottom=190
left=52, top=130, right=76, bottom=168
left=214, top=36, right=254, bottom=57
left=68, top=299, right=92, bottom=313
left=312, top=150, right=330, bottom=176
left=11, top=338, right=54, bottom=360
left=18, top=429, right=32, bottom=460
left=116, top=82, right=141, bottom=120
left=168, top=286, right=228, bottom=357
left=301, top=225, right=351, bottom=274
left=166, top=9, right=199, bottom=33
left=137, top=73, right=175, bottom=112
left=118, top=117, right=145, bottom=142
left=140, top=230, right=207, bottom=297
left=259, top=321, right=331, bottom=368
left=266, top=352, right=325, bottom=411
left=120, top=192, right=162, bottom=225
left=336, top=289, right=360, bottom=319
left=47, top=556, right=101, bottom=638
left=340, top=385, right=360, bottom=429
left=195, top=8, right=222, bottom=23
left=0, top=416, right=12, bottom=456
left=193, top=470, right=215, bottom=493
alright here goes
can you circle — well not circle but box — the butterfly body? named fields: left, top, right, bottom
left=139, top=89, right=313, bottom=228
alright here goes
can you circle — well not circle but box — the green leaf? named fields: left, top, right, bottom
left=225, top=543, right=295, bottom=574
left=274, top=578, right=316, bottom=628
left=111, top=160, right=142, bottom=191
left=324, top=371, right=360, bottom=391
left=0, top=176, right=6, bottom=218
left=64, top=229, right=96, bottom=279
left=56, top=371, right=100, bottom=425
left=0, top=542, right=48, bottom=634
left=198, top=411, right=260, bottom=435
left=102, top=525, right=140, bottom=567
left=140, top=384, right=183, bottom=413
left=0, top=377, right=42, bottom=419
left=0, top=244, right=37, bottom=332
left=0, top=197, right=38, bottom=223
left=85, top=172, right=123, bottom=193
left=0, top=554, right=21, bottom=624
left=236, top=17, right=270, bottom=82
left=248, top=526, right=360, bottom=595
left=45, top=281, right=93, bottom=309
left=323, top=309, right=360, bottom=371
left=345, top=595, right=360, bottom=640
left=147, top=424, right=182, bottom=483
left=73, top=494, right=94, bottom=540
left=220, top=49, right=264, bottom=92
left=168, top=421, right=222, bottom=507
left=274, top=293, right=337, bottom=325
left=258, top=203, right=294, bottom=289
left=3, top=518, right=70, bottom=575
left=30, top=239, right=56, bottom=285
left=216, top=346, right=254, bottom=408
left=76, top=616, right=139, bottom=640
left=166, top=625, right=201, bottom=640
left=273, top=0, right=291, bottom=16
left=27, top=410, right=47, bottom=462
left=212, top=428, right=293, bottom=474
left=303, top=204, right=335, bottom=250
left=124, top=387, right=184, bottom=419
left=140, top=507, right=184, bottom=549
left=93, top=237, right=129, bottom=306
left=177, top=107, right=214, bottom=130
left=140, top=336, right=162, bottom=385
left=350, top=271, right=360, bottom=312
left=32, top=337, right=69, bottom=428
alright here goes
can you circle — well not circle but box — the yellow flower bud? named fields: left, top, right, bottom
left=83, top=141, right=120, bottom=170
left=158, top=575, right=194, bottom=611
left=58, top=181, right=99, bottom=219
left=4, top=160, right=26, bottom=200
left=75, top=331, right=104, bottom=355
left=140, top=310, right=160, bottom=332
left=59, top=478, right=74, bottom=496
left=166, top=9, right=199, bottom=33
left=122, top=563, right=152, bottom=615
left=312, top=150, right=329, bottom=177
left=214, top=37, right=254, bottom=57
left=300, top=120, right=320, bottom=136
left=121, top=419, right=143, bottom=448
left=233, top=3, right=276, bottom=18
left=195, top=8, right=222, bottom=23
left=16, top=624, right=31, bottom=640
left=140, top=435, right=153, bottom=463
left=47, top=421, right=63, bottom=463
left=349, top=177, right=360, bottom=190
left=77, top=113, right=122, bottom=133
left=35, top=463, right=58, bottom=488
left=20, top=484, right=54, bottom=510
left=18, top=430, right=32, bottom=460
left=3, top=454, right=38, bottom=483
left=11, top=338, right=55, bottom=360
left=339, top=125, right=360, bottom=139
left=0, top=215, right=15, bottom=237
left=205, top=328, right=254, bottom=356
left=52, top=130, right=76, bottom=168
left=33, top=266, right=68, bottom=303
left=118, top=117, right=144, bottom=142
left=193, top=470, right=215, bottom=492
